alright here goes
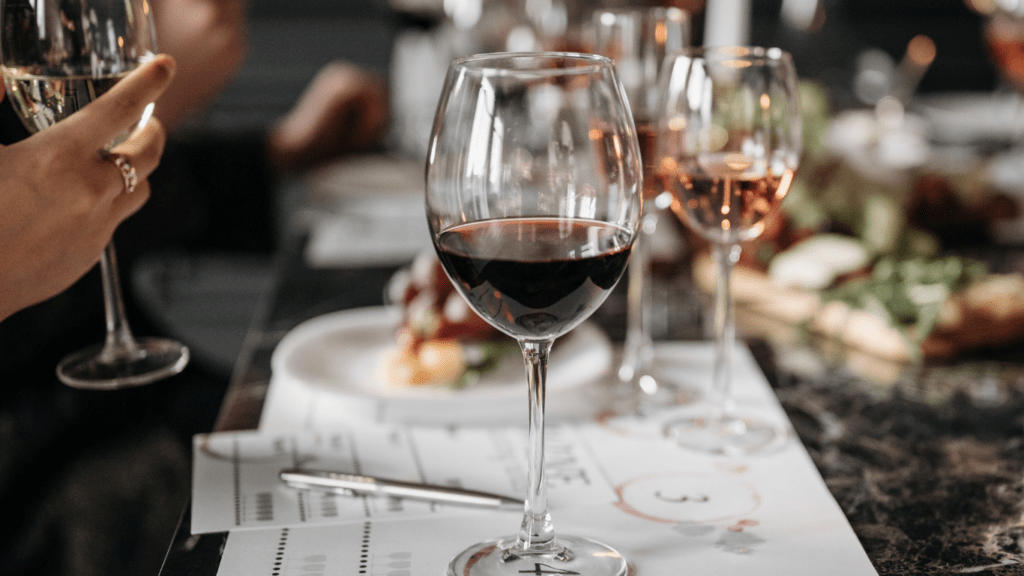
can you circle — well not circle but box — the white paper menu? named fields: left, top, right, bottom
left=192, top=425, right=611, bottom=534
left=216, top=505, right=877, bottom=576
left=206, top=418, right=878, bottom=575
left=203, top=342, right=879, bottom=575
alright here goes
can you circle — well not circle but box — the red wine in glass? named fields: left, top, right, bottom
left=435, top=217, right=632, bottom=340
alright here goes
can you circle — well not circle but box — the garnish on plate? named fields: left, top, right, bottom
left=377, top=251, right=515, bottom=388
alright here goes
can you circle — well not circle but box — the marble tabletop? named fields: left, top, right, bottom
left=762, top=340, right=1024, bottom=574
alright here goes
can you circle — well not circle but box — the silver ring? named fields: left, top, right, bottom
left=100, top=150, right=137, bottom=194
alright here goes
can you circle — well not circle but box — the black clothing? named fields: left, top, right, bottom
left=0, top=97, right=275, bottom=576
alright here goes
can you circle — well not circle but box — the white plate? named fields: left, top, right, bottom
left=270, top=306, right=613, bottom=415
left=308, top=154, right=424, bottom=200
left=915, top=91, right=1024, bottom=145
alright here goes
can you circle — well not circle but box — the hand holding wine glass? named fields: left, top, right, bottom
left=1, top=0, right=189, bottom=389
left=427, top=52, right=640, bottom=576
left=0, top=56, right=175, bottom=322
left=657, top=47, right=801, bottom=455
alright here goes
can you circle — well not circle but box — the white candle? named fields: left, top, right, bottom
left=703, top=0, right=750, bottom=47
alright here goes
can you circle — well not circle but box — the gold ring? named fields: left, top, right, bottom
left=100, top=150, right=138, bottom=194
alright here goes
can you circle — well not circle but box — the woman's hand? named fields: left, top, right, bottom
left=0, top=55, right=176, bottom=321
left=267, top=61, right=389, bottom=173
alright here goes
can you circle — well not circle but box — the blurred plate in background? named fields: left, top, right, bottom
left=301, top=154, right=431, bottom=267
left=915, top=91, right=1024, bottom=146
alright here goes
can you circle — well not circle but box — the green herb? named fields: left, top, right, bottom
left=822, top=255, right=987, bottom=346
left=451, top=340, right=518, bottom=390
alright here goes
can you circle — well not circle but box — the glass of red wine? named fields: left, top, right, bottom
left=657, top=47, right=801, bottom=455
left=427, top=52, right=641, bottom=576
left=592, top=6, right=692, bottom=407
left=0, top=0, right=190, bottom=389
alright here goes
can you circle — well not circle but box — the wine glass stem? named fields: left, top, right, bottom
left=711, top=242, right=741, bottom=433
left=515, top=339, right=559, bottom=555
left=619, top=213, right=656, bottom=392
left=99, top=241, right=141, bottom=363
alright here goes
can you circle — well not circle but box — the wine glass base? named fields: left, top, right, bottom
left=637, top=372, right=700, bottom=406
left=611, top=370, right=700, bottom=417
left=447, top=535, right=628, bottom=576
left=57, top=337, right=190, bottom=390
left=664, top=414, right=786, bottom=456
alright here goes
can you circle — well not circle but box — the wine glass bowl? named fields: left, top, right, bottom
left=427, top=52, right=640, bottom=576
left=985, top=3, right=1024, bottom=94
left=657, top=46, right=801, bottom=455
left=660, top=48, right=800, bottom=243
left=592, top=6, right=690, bottom=123
left=428, top=53, right=641, bottom=343
left=1, top=0, right=158, bottom=127
left=664, top=150, right=796, bottom=244
left=1, top=0, right=190, bottom=389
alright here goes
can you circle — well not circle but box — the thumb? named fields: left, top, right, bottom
left=63, top=54, right=176, bottom=147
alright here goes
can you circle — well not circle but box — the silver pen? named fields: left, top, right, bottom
left=279, top=468, right=523, bottom=510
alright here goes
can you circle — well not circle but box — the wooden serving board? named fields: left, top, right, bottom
left=693, top=253, right=1024, bottom=362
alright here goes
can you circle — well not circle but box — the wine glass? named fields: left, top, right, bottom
left=427, top=52, right=640, bottom=576
left=1, top=0, right=190, bottom=389
left=657, top=47, right=801, bottom=455
left=592, top=6, right=692, bottom=407
left=985, top=1, right=1024, bottom=96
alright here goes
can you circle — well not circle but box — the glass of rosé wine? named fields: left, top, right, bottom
left=426, top=52, right=640, bottom=576
left=985, top=1, right=1024, bottom=96
left=591, top=6, right=694, bottom=408
left=656, top=47, right=801, bottom=455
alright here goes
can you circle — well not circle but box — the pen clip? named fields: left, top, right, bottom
left=280, top=469, right=356, bottom=496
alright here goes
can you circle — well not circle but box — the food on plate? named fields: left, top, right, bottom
left=377, top=251, right=514, bottom=387
left=696, top=248, right=1024, bottom=362
left=377, top=339, right=469, bottom=387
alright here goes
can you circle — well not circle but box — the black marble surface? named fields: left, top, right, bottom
left=762, top=344, right=1024, bottom=575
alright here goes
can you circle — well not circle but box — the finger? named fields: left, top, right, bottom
left=109, top=178, right=151, bottom=223
left=96, top=118, right=164, bottom=222
left=106, top=116, right=167, bottom=181
left=64, top=54, right=176, bottom=147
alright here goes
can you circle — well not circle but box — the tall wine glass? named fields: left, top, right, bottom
left=427, top=52, right=640, bottom=576
left=985, top=1, right=1024, bottom=95
left=657, top=47, right=801, bottom=455
left=1, top=0, right=190, bottom=389
left=592, top=6, right=691, bottom=405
